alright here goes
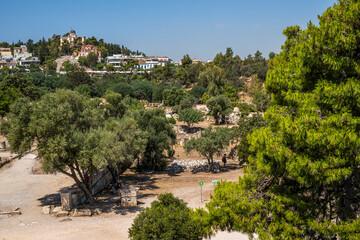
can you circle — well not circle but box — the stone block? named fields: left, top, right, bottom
left=118, top=185, right=139, bottom=206
left=52, top=206, right=62, bottom=215
left=60, top=192, right=72, bottom=211
left=56, top=211, right=69, bottom=217
left=42, top=206, right=51, bottom=215
left=71, top=208, right=92, bottom=217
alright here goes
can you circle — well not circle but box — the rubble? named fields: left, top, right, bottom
left=169, top=159, right=221, bottom=173
left=56, top=211, right=69, bottom=217
left=71, top=208, right=92, bottom=217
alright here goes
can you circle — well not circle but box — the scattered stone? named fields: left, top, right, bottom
left=71, top=208, right=92, bottom=217
left=10, top=211, right=21, bottom=216
left=51, top=206, right=62, bottom=215
left=56, top=211, right=69, bottom=217
left=59, top=218, right=72, bottom=222
left=92, top=208, right=102, bottom=215
left=169, top=160, right=221, bottom=173
left=0, top=210, right=21, bottom=216
left=18, top=222, right=26, bottom=226
left=42, top=206, right=51, bottom=215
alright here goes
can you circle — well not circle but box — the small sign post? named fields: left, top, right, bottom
left=199, top=181, right=203, bottom=202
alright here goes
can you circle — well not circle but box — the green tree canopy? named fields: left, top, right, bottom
left=178, top=108, right=204, bottom=130
left=199, top=65, right=226, bottom=96
left=1, top=89, right=143, bottom=202
left=86, top=52, right=98, bottom=68
left=184, top=126, right=233, bottom=171
left=206, top=1, right=360, bottom=238
left=135, top=109, right=176, bottom=171
left=163, top=87, right=189, bottom=107
left=129, top=193, right=204, bottom=240
left=205, top=95, right=232, bottom=125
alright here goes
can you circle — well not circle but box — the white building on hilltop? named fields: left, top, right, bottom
left=60, top=30, right=85, bottom=46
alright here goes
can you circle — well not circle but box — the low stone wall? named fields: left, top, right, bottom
left=169, top=159, right=220, bottom=173
left=61, top=168, right=112, bottom=210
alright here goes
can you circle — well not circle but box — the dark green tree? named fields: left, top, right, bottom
left=206, top=1, right=360, bottom=238
left=205, top=95, right=232, bottom=125
left=129, top=193, right=204, bottom=240
left=163, top=87, right=189, bottom=107
left=135, top=109, right=176, bottom=171
left=86, top=52, right=98, bottom=68
left=178, top=108, right=204, bottom=130
left=199, top=65, right=226, bottom=96
left=184, top=126, right=233, bottom=171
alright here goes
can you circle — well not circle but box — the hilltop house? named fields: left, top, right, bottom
left=13, top=45, right=27, bottom=56
left=60, top=30, right=85, bottom=46
left=0, top=48, right=12, bottom=56
left=77, top=45, right=101, bottom=61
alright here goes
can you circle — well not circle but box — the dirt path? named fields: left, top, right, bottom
left=0, top=154, right=248, bottom=240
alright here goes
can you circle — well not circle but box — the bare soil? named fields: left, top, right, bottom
left=0, top=123, right=248, bottom=240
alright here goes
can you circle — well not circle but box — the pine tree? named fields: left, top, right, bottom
left=206, top=1, right=360, bottom=238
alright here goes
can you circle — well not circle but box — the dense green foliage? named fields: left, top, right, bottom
left=135, top=109, right=176, bottom=171
left=163, top=87, right=189, bottom=106
left=178, top=108, right=204, bottom=130
left=129, top=193, right=204, bottom=240
left=0, top=73, right=39, bottom=116
left=235, top=113, right=267, bottom=165
left=184, top=126, right=233, bottom=171
left=1, top=89, right=146, bottom=201
left=205, top=95, right=232, bottom=125
left=206, top=1, right=360, bottom=238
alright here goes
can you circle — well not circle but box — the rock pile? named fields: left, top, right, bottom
left=169, top=159, right=220, bottom=173
left=41, top=205, right=101, bottom=217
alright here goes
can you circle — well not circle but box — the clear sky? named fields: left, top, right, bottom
left=1, top=0, right=337, bottom=61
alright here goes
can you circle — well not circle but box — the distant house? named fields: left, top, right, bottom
left=60, top=30, right=85, bottom=46
left=106, top=54, right=172, bottom=70
left=19, top=57, right=40, bottom=68
left=78, top=45, right=101, bottom=61
left=0, top=56, right=16, bottom=69
left=192, top=59, right=202, bottom=64
left=0, top=48, right=12, bottom=56
left=13, top=45, right=27, bottom=56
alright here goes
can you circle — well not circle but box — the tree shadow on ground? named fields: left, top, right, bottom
left=180, top=125, right=204, bottom=134
left=37, top=171, right=163, bottom=215
left=37, top=185, right=78, bottom=206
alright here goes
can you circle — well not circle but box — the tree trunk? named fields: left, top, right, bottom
left=68, top=167, right=94, bottom=203
left=207, top=158, right=214, bottom=172
left=221, top=115, right=226, bottom=124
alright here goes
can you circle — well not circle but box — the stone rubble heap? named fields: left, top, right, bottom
left=169, top=159, right=220, bottom=173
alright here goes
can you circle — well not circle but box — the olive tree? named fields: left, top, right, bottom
left=184, top=126, right=233, bottom=171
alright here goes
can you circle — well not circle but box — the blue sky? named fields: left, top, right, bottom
left=1, top=0, right=337, bottom=61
